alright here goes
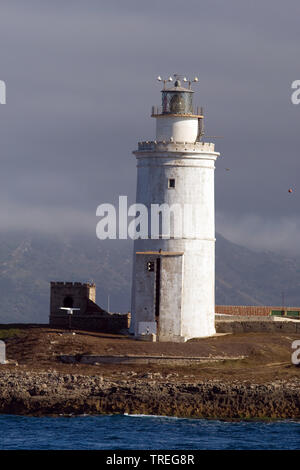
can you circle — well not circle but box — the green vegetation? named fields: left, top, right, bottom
left=0, top=328, right=22, bottom=340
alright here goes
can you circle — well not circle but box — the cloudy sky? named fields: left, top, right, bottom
left=0, top=0, right=300, bottom=253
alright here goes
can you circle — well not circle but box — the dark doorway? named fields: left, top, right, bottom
left=155, top=258, right=161, bottom=320
left=63, top=296, right=74, bottom=308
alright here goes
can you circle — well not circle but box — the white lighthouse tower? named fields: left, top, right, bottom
left=130, top=75, right=219, bottom=342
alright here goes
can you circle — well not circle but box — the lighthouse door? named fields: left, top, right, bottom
left=134, top=252, right=183, bottom=340
left=154, top=257, right=161, bottom=325
left=158, top=254, right=184, bottom=341
left=134, top=253, right=158, bottom=335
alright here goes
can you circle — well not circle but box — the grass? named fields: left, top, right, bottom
left=0, top=328, right=23, bottom=340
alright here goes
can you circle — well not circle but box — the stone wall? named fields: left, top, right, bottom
left=215, top=318, right=300, bottom=334
left=50, top=313, right=130, bottom=333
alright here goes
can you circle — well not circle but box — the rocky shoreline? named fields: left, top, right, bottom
left=0, top=371, right=299, bottom=420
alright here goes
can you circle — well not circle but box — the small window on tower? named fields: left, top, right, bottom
left=147, top=261, right=155, bottom=272
left=168, top=178, right=176, bottom=189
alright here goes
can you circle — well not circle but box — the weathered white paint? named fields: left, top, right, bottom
left=156, top=116, right=198, bottom=142
left=130, top=94, right=219, bottom=342
left=159, top=254, right=184, bottom=341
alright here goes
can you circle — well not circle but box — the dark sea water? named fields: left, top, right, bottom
left=0, top=414, right=299, bottom=450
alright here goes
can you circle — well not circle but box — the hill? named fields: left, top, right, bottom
left=215, top=235, right=300, bottom=306
left=0, top=231, right=299, bottom=323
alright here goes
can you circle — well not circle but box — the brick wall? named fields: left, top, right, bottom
left=215, top=305, right=300, bottom=316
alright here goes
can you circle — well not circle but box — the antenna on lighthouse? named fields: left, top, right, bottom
left=157, top=75, right=174, bottom=90
left=166, top=74, right=199, bottom=89
left=186, top=76, right=199, bottom=89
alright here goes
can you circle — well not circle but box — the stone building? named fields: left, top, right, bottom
left=49, top=282, right=130, bottom=332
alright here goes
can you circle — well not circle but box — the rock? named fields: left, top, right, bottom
left=0, top=370, right=299, bottom=419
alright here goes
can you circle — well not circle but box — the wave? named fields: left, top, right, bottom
left=123, top=413, right=181, bottom=420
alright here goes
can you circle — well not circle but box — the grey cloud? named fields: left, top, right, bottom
left=216, top=212, right=300, bottom=255
left=0, top=0, right=299, bottom=254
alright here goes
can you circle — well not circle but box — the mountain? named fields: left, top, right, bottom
left=0, top=231, right=299, bottom=323
left=0, top=233, right=132, bottom=323
left=215, top=235, right=300, bottom=306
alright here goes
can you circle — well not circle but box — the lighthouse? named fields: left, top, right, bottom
left=130, top=74, right=220, bottom=342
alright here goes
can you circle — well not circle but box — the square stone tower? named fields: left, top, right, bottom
left=50, top=281, right=96, bottom=319
left=49, top=281, right=130, bottom=332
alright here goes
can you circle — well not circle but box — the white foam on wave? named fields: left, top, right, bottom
left=123, top=413, right=181, bottom=420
